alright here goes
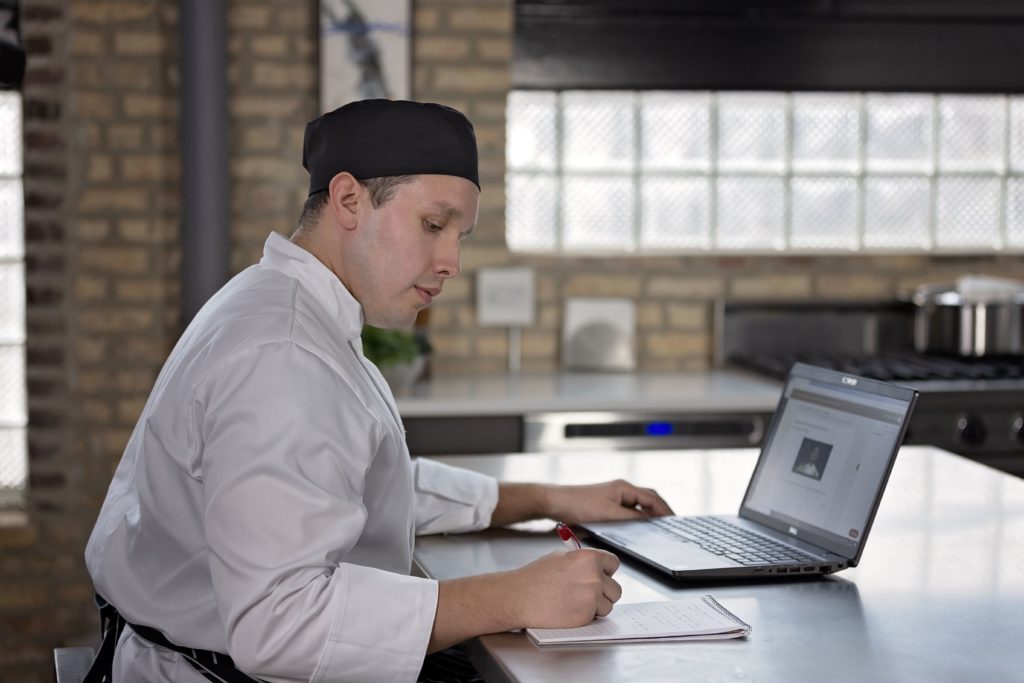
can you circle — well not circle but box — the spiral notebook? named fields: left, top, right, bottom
left=525, top=595, right=751, bottom=646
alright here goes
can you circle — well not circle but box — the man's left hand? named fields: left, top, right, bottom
left=544, top=480, right=674, bottom=524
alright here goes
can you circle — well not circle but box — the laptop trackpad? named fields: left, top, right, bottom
left=589, top=522, right=729, bottom=571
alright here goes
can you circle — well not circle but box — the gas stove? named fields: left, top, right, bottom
left=732, top=351, right=1024, bottom=386
left=717, top=302, right=1024, bottom=476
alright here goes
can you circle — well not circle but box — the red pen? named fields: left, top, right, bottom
left=555, top=522, right=582, bottom=551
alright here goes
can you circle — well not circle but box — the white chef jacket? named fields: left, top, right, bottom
left=85, top=232, right=499, bottom=683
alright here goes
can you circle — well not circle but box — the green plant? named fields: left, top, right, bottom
left=360, top=325, right=421, bottom=368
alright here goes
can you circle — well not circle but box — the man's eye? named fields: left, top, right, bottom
left=426, top=221, right=442, bottom=232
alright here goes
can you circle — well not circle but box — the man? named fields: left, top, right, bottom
left=84, top=99, right=672, bottom=683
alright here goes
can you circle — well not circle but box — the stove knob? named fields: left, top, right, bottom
left=955, top=414, right=987, bottom=447
left=1013, top=414, right=1024, bottom=442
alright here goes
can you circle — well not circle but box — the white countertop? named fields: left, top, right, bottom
left=415, top=447, right=1024, bottom=683
left=394, top=369, right=782, bottom=417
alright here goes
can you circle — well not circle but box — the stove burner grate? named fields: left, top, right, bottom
left=732, top=353, right=1024, bottom=383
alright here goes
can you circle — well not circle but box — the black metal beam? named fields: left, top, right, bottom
left=179, top=0, right=229, bottom=324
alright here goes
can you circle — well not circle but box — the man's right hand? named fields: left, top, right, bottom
left=428, top=547, right=622, bottom=653
left=505, top=549, right=622, bottom=628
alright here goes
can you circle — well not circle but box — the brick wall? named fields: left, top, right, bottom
left=1, top=2, right=83, bottom=680
left=2, top=0, right=1022, bottom=679
left=226, top=1, right=316, bottom=270
left=0, top=0, right=316, bottom=679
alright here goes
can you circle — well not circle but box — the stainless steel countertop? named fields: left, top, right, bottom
left=395, top=370, right=782, bottom=417
left=416, top=447, right=1024, bottom=682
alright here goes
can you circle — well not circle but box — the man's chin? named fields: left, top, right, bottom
left=365, top=314, right=417, bottom=331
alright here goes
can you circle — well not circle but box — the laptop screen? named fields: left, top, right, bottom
left=739, top=364, right=916, bottom=561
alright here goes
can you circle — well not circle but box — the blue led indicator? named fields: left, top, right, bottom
left=646, top=422, right=673, bottom=436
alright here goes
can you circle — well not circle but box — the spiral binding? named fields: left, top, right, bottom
left=701, top=594, right=753, bottom=636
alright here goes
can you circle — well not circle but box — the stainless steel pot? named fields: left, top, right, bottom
left=912, top=280, right=1024, bottom=356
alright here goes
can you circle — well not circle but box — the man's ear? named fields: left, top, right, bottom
left=326, top=172, right=362, bottom=231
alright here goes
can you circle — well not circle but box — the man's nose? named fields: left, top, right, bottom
left=434, top=234, right=461, bottom=279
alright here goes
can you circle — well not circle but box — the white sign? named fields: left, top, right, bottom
left=477, top=267, right=535, bottom=327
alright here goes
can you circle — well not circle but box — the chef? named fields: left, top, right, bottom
left=83, top=99, right=673, bottom=683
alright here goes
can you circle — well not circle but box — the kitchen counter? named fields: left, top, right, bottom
left=394, top=369, right=781, bottom=417
left=394, top=370, right=783, bottom=455
left=415, top=447, right=1024, bottom=683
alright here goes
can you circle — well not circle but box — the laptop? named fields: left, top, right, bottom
left=581, top=363, right=919, bottom=580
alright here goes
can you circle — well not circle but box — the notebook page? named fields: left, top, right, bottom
left=526, top=597, right=749, bottom=645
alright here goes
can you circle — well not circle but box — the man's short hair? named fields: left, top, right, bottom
left=296, top=175, right=416, bottom=229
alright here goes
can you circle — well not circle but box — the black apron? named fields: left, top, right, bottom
left=83, top=593, right=483, bottom=683
left=82, top=594, right=264, bottom=683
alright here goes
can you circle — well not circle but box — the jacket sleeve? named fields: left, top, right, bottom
left=411, top=458, right=499, bottom=535
left=197, top=343, right=436, bottom=683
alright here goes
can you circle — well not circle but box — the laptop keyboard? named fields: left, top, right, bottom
left=650, top=516, right=819, bottom=566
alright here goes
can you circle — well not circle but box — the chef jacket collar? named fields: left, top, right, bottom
left=260, top=231, right=365, bottom=342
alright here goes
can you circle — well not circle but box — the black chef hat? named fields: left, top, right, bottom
left=302, top=99, right=480, bottom=196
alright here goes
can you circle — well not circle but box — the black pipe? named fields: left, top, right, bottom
left=179, top=0, right=229, bottom=324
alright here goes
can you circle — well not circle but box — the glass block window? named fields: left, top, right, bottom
left=0, top=91, right=26, bottom=505
left=506, top=90, right=1024, bottom=254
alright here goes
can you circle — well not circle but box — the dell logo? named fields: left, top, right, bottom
left=788, top=526, right=798, bottom=535
left=842, top=376, right=858, bottom=386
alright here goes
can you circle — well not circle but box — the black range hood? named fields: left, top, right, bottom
left=514, top=0, right=1024, bottom=93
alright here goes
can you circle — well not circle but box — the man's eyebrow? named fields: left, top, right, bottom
left=428, top=201, right=461, bottom=218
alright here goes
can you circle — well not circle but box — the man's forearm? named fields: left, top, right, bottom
left=428, top=572, right=521, bottom=653
left=490, top=482, right=551, bottom=527
left=489, top=479, right=673, bottom=528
